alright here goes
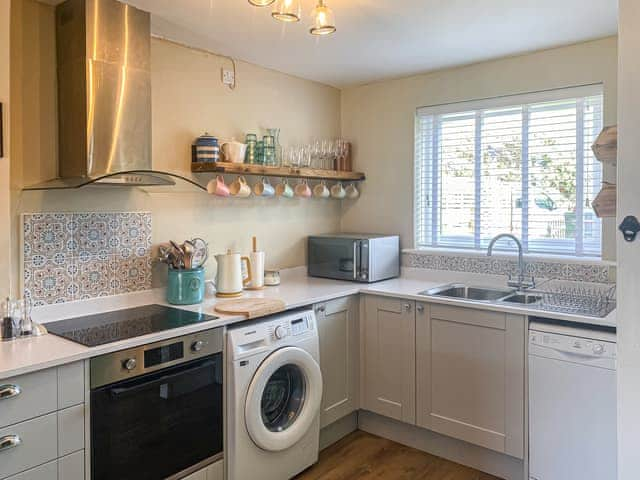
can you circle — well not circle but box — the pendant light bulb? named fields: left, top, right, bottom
left=272, top=0, right=301, bottom=22
left=248, top=0, right=275, bottom=6
left=310, top=0, right=336, bottom=35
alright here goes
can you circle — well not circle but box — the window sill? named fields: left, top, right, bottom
left=403, top=248, right=616, bottom=267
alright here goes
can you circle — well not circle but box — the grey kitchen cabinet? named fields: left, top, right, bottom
left=0, top=362, right=85, bottom=480
left=315, top=296, right=359, bottom=428
left=361, top=295, right=416, bottom=424
left=416, top=303, right=525, bottom=458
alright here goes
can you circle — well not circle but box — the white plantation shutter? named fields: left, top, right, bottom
left=415, top=85, right=604, bottom=257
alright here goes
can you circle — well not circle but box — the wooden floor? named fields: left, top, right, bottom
left=296, top=431, right=502, bottom=480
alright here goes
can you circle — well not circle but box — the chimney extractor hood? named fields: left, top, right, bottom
left=24, top=0, right=180, bottom=190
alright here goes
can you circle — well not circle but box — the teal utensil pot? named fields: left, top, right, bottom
left=167, top=267, right=205, bottom=305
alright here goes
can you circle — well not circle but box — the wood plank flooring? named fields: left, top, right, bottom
left=296, top=431, right=502, bottom=480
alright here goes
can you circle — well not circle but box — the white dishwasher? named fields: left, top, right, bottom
left=528, top=320, right=617, bottom=480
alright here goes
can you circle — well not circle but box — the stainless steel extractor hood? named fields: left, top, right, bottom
left=25, top=0, right=181, bottom=190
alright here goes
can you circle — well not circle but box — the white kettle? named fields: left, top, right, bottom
left=213, top=250, right=252, bottom=297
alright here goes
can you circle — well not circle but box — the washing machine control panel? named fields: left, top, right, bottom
left=290, top=317, right=310, bottom=336
left=269, top=315, right=313, bottom=341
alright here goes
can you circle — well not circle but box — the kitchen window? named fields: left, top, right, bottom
left=414, top=85, right=604, bottom=257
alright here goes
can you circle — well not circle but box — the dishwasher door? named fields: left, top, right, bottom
left=528, top=328, right=617, bottom=480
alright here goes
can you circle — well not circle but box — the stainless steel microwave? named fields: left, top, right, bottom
left=308, top=234, right=400, bottom=283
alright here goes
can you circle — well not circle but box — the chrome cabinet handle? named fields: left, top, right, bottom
left=0, top=384, right=21, bottom=400
left=416, top=304, right=424, bottom=313
left=0, top=435, right=21, bottom=453
left=316, top=305, right=326, bottom=313
left=403, top=303, right=412, bottom=312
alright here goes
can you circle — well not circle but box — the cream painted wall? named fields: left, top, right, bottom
left=10, top=1, right=342, bottom=288
left=341, top=37, right=618, bottom=261
left=0, top=0, right=11, bottom=297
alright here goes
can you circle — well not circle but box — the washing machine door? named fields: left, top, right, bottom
left=245, top=346, right=322, bottom=452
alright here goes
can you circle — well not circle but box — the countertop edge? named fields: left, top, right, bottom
left=0, top=270, right=615, bottom=380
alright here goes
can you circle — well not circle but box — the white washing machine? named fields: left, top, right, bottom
left=226, top=309, right=323, bottom=480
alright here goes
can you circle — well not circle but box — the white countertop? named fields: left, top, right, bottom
left=0, top=267, right=615, bottom=380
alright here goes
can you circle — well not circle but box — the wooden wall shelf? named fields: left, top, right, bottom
left=592, top=125, right=617, bottom=166
left=191, top=162, right=366, bottom=182
left=592, top=182, right=616, bottom=218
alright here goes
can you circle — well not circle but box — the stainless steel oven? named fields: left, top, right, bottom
left=90, top=328, right=223, bottom=480
left=308, top=234, right=400, bottom=282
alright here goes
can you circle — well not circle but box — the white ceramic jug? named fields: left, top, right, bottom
left=221, top=139, right=247, bottom=164
left=214, top=250, right=252, bottom=297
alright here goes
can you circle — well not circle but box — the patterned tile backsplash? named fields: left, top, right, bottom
left=22, top=212, right=153, bottom=306
left=403, top=251, right=615, bottom=284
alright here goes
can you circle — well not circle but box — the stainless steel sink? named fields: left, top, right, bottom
left=500, top=293, right=543, bottom=304
left=421, top=284, right=515, bottom=301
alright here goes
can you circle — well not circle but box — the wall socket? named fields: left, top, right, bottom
left=222, top=68, right=235, bottom=86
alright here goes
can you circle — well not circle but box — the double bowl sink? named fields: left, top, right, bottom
left=420, top=284, right=542, bottom=305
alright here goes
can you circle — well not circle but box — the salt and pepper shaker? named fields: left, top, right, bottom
left=0, top=296, right=43, bottom=341
left=1, top=297, right=17, bottom=340
left=20, top=298, right=33, bottom=336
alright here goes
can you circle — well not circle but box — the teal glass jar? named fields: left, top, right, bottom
left=166, top=267, right=205, bottom=305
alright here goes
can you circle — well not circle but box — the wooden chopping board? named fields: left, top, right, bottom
left=214, top=297, right=287, bottom=319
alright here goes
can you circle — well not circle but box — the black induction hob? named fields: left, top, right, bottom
left=45, top=304, right=219, bottom=347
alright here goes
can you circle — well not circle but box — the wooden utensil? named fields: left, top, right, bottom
left=214, top=298, right=286, bottom=319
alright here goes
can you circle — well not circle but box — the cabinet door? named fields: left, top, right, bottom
left=416, top=303, right=525, bottom=458
left=206, top=460, right=224, bottom=480
left=58, top=450, right=84, bottom=480
left=361, top=296, right=415, bottom=424
left=316, top=296, right=359, bottom=428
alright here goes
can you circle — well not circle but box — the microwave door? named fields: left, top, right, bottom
left=308, top=238, right=358, bottom=281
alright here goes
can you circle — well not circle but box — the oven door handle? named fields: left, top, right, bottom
left=109, top=358, right=217, bottom=399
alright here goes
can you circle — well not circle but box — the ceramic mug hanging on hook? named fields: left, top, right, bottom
left=330, top=181, right=346, bottom=199
left=275, top=178, right=294, bottom=198
left=313, top=181, right=330, bottom=198
left=295, top=179, right=312, bottom=198
left=207, top=175, right=230, bottom=197
left=345, top=183, right=359, bottom=199
left=229, top=176, right=251, bottom=197
left=253, top=177, right=275, bottom=197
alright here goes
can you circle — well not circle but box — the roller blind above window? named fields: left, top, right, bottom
left=414, top=85, right=604, bottom=257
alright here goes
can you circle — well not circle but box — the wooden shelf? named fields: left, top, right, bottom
left=592, top=125, right=617, bottom=166
left=191, top=162, right=365, bottom=181
left=592, top=182, right=616, bottom=218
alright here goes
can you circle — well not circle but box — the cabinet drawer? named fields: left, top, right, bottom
left=0, top=413, right=58, bottom=479
left=4, top=460, right=58, bottom=480
left=0, top=370, right=57, bottom=428
left=430, top=304, right=506, bottom=330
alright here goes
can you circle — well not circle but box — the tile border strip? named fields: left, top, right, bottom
left=402, top=251, right=615, bottom=284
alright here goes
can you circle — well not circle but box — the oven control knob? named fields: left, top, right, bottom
left=122, top=358, right=137, bottom=371
left=191, top=340, right=204, bottom=352
left=274, top=325, right=287, bottom=340
left=593, top=344, right=604, bottom=354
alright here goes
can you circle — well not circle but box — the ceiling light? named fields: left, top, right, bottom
left=248, top=0, right=275, bottom=6
left=310, top=0, right=336, bottom=35
left=272, top=0, right=301, bottom=22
